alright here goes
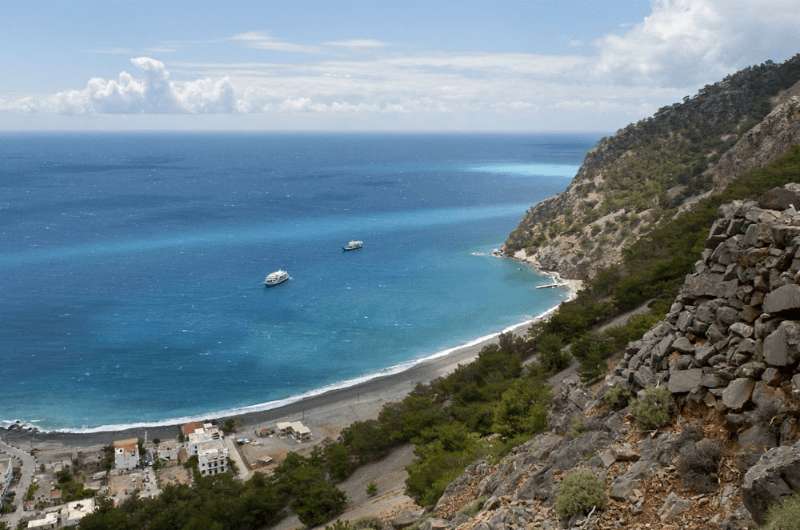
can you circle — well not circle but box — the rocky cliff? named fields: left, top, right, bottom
left=505, top=55, right=800, bottom=280
left=400, top=185, right=800, bottom=530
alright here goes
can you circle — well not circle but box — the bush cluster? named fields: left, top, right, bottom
left=763, top=493, right=800, bottom=530
left=630, top=386, right=674, bottom=430
left=602, top=385, right=632, bottom=410
left=554, top=469, right=607, bottom=520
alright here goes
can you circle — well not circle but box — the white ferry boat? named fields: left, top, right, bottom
left=264, top=269, right=290, bottom=287
left=343, top=240, right=364, bottom=251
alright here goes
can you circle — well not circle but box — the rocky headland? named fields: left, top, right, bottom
left=504, top=55, right=800, bottom=280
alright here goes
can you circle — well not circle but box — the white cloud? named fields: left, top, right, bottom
left=3, top=0, right=799, bottom=131
left=324, top=39, right=387, bottom=50
left=595, top=0, right=800, bottom=86
left=30, top=57, right=235, bottom=114
left=230, top=31, right=319, bottom=54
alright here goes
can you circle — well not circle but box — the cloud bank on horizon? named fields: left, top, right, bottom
left=2, top=0, right=799, bottom=130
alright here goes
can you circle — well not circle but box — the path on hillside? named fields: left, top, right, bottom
left=0, top=436, right=37, bottom=529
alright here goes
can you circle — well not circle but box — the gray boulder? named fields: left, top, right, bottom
left=658, top=492, right=691, bottom=522
left=632, top=366, right=655, bottom=388
left=420, top=518, right=449, bottom=530
left=610, top=460, right=653, bottom=501
left=392, top=509, right=425, bottom=529
left=684, top=274, right=738, bottom=299
left=763, top=321, right=800, bottom=366
left=695, top=344, right=716, bottom=364
left=758, top=186, right=800, bottom=212
left=668, top=369, right=702, bottom=393
left=743, top=442, right=800, bottom=524
left=764, top=283, right=800, bottom=314
left=722, top=378, right=754, bottom=410
left=730, top=322, right=754, bottom=338
left=671, top=336, right=695, bottom=354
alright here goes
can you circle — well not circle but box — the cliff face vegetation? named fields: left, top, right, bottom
left=505, top=54, right=800, bottom=280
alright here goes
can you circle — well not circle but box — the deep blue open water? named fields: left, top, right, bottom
left=0, top=133, right=595, bottom=430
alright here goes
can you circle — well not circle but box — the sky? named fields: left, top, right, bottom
left=0, top=0, right=798, bottom=132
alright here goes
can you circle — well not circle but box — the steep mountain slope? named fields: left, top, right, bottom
left=421, top=184, right=800, bottom=530
left=505, top=55, right=800, bottom=280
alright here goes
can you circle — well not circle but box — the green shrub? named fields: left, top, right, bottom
left=537, top=333, right=571, bottom=372
left=405, top=424, right=486, bottom=507
left=567, top=416, right=585, bottom=438
left=554, top=469, right=607, bottom=519
left=325, top=518, right=383, bottom=530
left=572, top=333, right=613, bottom=382
left=354, top=518, right=383, bottom=529
left=292, top=479, right=348, bottom=527
left=630, top=387, right=674, bottom=430
left=602, top=385, right=633, bottom=410
left=326, top=522, right=354, bottom=530
left=458, top=496, right=487, bottom=518
left=763, top=493, right=800, bottom=530
left=366, top=482, right=378, bottom=497
left=491, top=377, right=550, bottom=439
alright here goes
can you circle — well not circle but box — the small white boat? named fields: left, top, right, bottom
left=343, top=240, right=364, bottom=251
left=264, top=269, right=290, bottom=287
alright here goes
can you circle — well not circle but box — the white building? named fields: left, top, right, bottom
left=156, top=440, right=180, bottom=462
left=0, top=456, right=12, bottom=506
left=186, top=423, right=222, bottom=456
left=196, top=440, right=228, bottom=477
left=26, top=512, right=58, bottom=529
left=61, top=498, right=97, bottom=527
left=276, top=421, right=312, bottom=441
left=113, top=438, right=140, bottom=470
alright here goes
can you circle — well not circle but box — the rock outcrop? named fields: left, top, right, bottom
left=611, top=186, right=800, bottom=434
left=742, top=441, right=800, bottom=524
left=707, top=95, right=800, bottom=193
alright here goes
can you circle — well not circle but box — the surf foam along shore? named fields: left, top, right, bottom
left=11, top=280, right=578, bottom=436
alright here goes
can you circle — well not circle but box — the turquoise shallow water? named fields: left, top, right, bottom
left=0, top=133, right=596, bottom=431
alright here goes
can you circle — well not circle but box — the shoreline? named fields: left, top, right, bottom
left=2, top=274, right=579, bottom=448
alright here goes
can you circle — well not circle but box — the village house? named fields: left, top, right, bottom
left=180, top=421, right=203, bottom=439
left=26, top=512, right=59, bottom=529
left=276, top=421, right=312, bottom=441
left=156, top=440, right=180, bottom=462
left=185, top=423, right=222, bottom=456
left=196, top=440, right=228, bottom=477
left=24, top=498, right=97, bottom=529
left=61, top=498, right=97, bottom=527
left=113, top=438, right=140, bottom=470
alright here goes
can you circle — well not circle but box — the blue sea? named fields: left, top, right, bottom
left=0, top=133, right=595, bottom=431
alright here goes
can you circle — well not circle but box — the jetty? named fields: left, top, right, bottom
left=536, top=282, right=567, bottom=289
